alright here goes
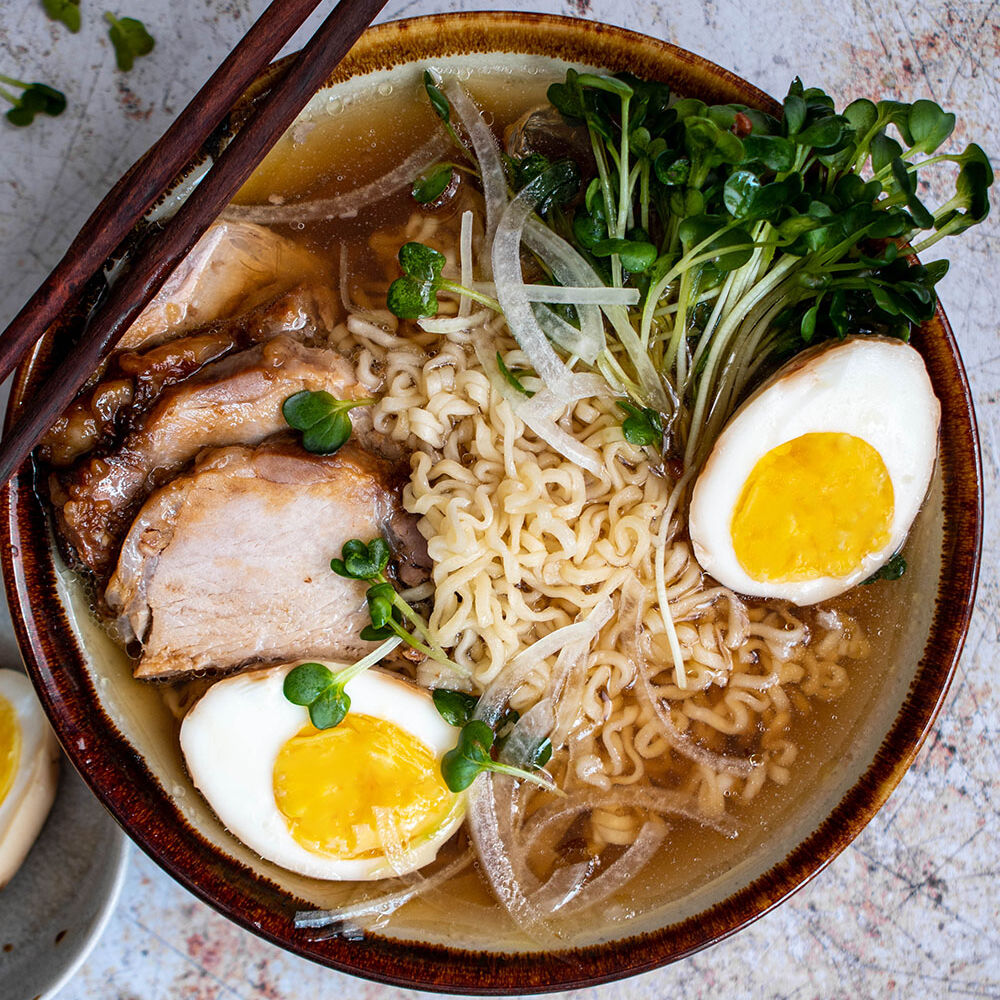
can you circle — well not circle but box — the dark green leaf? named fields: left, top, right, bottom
left=741, top=134, right=795, bottom=171
left=309, top=687, right=350, bottom=730
left=794, top=115, right=848, bottom=149
left=863, top=552, right=906, bottom=584
left=496, top=352, right=535, bottom=397
left=441, top=719, right=495, bottom=792
left=870, top=131, right=903, bottom=174
left=530, top=738, right=553, bottom=768
left=723, top=170, right=761, bottom=219
left=800, top=302, right=820, bottom=342
left=907, top=99, right=954, bottom=154
left=843, top=98, right=878, bottom=135
left=617, top=401, right=663, bottom=445
left=105, top=13, right=155, bottom=72
left=398, top=241, right=445, bottom=282
left=590, top=238, right=657, bottom=273
left=423, top=70, right=450, bottom=124
left=282, top=389, right=367, bottom=455
left=365, top=582, right=396, bottom=629
left=283, top=662, right=335, bottom=706
left=331, top=537, right=391, bottom=581
left=653, top=153, right=691, bottom=186
left=387, top=276, right=438, bottom=319
left=412, top=162, right=455, bottom=204
left=521, top=158, right=581, bottom=216
left=42, top=0, right=81, bottom=32
left=783, top=93, right=807, bottom=136
left=432, top=688, right=479, bottom=727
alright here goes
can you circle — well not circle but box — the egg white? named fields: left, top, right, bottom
left=689, top=337, right=940, bottom=604
left=0, top=669, right=60, bottom=889
left=180, top=663, right=466, bottom=880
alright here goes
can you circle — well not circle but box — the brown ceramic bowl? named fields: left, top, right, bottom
left=1, top=12, right=982, bottom=994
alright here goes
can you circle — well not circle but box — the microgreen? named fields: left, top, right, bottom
left=0, top=75, right=66, bottom=126
left=496, top=353, right=535, bottom=397
left=538, top=67, right=993, bottom=468
left=863, top=552, right=907, bottom=584
left=432, top=688, right=479, bottom=727
left=282, top=390, right=374, bottom=455
left=617, top=400, right=663, bottom=446
left=104, top=12, right=154, bottom=71
left=386, top=241, right=501, bottom=320
left=440, top=719, right=559, bottom=794
left=412, top=161, right=456, bottom=204
left=331, top=536, right=466, bottom=675
left=42, top=0, right=81, bottom=32
left=283, top=661, right=365, bottom=730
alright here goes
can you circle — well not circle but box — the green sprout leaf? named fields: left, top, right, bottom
left=283, top=662, right=351, bottom=730
left=412, top=162, right=455, bottom=204
left=432, top=688, right=479, bottom=727
left=496, top=352, right=535, bottom=397
left=617, top=400, right=663, bottom=446
left=423, top=69, right=450, bottom=124
left=282, top=390, right=374, bottom=455
left=441, top=719, right=495, bottom=792
left=42, top=0, right=81, bottom=32
left=104, top=12, right=155, bottom=72
left=863, top=552, right=907, bottom=584
left=331, top=537, right=391, bottom=581
left=0, top=75, right=66, bottom=126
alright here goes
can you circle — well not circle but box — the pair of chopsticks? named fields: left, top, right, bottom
left=0, top=0, right=388, bottom=485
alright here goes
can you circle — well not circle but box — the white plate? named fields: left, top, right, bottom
left=0, top=693, right=129, bottom=1000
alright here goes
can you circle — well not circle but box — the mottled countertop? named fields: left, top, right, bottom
left=0, top=1, right=997, bottom=998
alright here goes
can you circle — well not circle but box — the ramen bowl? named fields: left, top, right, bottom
left=1, top=12, right=982, bottom=993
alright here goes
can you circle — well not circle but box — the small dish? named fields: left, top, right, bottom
left=0, top=692, right=129, bottom=1000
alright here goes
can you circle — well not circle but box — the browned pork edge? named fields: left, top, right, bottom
left=105, top=438, right=429, bottom=680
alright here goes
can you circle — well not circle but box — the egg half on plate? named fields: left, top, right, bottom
left=0, top=669, right=60, bottom=888
left=689, top=337, right=940, bottom=605
left=180, top=663, right=466, bottom=880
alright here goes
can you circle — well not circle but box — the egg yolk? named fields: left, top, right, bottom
left=731, top=432, right=894, bottom=582
left=272, top=714, right=454, bottom=860
left=0, top=695, right=21, bottom=807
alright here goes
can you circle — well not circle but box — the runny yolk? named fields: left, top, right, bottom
left=730, top=432, right=894, bottom=582
left=0, top=695, right=21, bottom=807
left=272, top=714, right=454, bottom=860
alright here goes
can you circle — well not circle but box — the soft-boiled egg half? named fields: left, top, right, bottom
left=180, top=663, right=465, bottom=880
left=689, top=337, right=940, bottom=605
left=0, top=669, right=60, bottom=888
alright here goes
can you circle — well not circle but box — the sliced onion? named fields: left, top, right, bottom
left=221, top=136, right=444, bottom=224
left=294, top=849, right=473, bottom=930
left=522, top=285, right=638, bottom=306
left=522, top=219, right=606, bottom=364
left=493, top=191, right=577, bottom=402
left=513, top=400, right=603, bottom=477
left=459, top=209, right=474, bottom=317
left=444, top=80, right=508, bottom=275
left=466, top=776, right=557, bottom=941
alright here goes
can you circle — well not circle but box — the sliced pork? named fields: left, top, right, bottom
left=51, top=335, right=368, bottom=579
left=105, top=439, right=428, bottom=680
left=39, top=285, right=337, bottom=467
left=117, top=220, right=327, bottom=353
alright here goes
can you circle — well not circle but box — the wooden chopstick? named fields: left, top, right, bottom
left=0, top=0, right=388, bottom=485
left=0, top=0, right=323, bottom=388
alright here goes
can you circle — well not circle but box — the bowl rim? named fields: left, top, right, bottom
left=0, top=10, right=983, bottom=994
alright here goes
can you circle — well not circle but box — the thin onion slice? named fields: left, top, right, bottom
left=294, top=849, right=473, bottom=930
left=443, top=79, right=508, bottom=275
left=221, top=136, right=444, bottom=223
left=459, top=209, right=474, bottom=317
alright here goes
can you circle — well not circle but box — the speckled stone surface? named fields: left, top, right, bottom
left=0, top=1, right=997, bottom=998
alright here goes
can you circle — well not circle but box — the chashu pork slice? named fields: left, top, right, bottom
left=117, top=220, right=328, bottom=353
left=105, top=439, right=429, bottom=680
left=40, top=284, right=337, bottom=468
left=51, top=335, right=369, bottom=579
